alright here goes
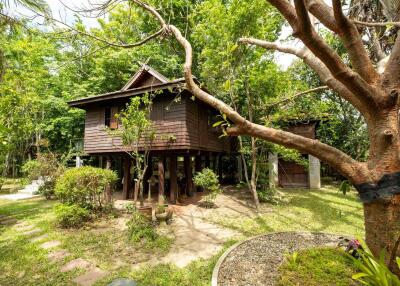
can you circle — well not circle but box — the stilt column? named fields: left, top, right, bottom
left=184, top=155, right=194, bottom=197
left=169, top=155, right=177, bottom=204
left=158, top=157, right=165, bottom=205
left=122, top=158, right=131, bottom=200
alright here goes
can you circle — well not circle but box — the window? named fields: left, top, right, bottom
left=104, top=107, right=119, bottom=129
left=105, top=107, right=111, bottom=127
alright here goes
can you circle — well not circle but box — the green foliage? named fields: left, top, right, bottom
left=339, top=180, right=351, bottom=195
left=258, top=187, right=280, bottom=205
left=349, top=241, right=400, bottom=286
left=54, top=203, right=90, bottom=228
left=193, top=168, right=221, bottom=206
left=21, top=160, right=41, bottom=180
left=55, top=166, right=117, bottom=210
left=0, top=177, right=4, bottom=189
left=127, top=211, right=157, bottom=242
left=126, top=210, right=172, bottom=251
left=278, top=248, right=357, bottom=286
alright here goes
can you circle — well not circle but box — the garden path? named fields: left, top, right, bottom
left=0, top=214, right=109, bottom=286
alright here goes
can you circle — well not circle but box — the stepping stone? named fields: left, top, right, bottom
left=22, top=228, right=42, bottom=236
left=30, top=234, right=49, bottom=242
left=48, top=249, right=71, bottom=262
left=108, top=279, right=137, bottom=286
left=60, top=258, right=91, bottom=273
left=14, top=223, right=35, bottom=231
left=40, top=240, right=61, bottom=250
left=72, top=267, right=108, bottom=286
left=0, top=218, right=17, bottom=225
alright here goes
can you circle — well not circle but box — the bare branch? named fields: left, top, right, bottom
left=353, top=19, right=400, bottom=28
left=35, top=11, right=165, bottom=48
left=265, top=86, right=329, bottom=108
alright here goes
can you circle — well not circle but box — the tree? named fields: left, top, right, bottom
left=109, top=95, right=155, bottom=207
left=114, top=0, right=400, bottom=272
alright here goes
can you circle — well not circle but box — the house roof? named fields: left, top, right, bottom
left=67, top=65, right=193, bottom=108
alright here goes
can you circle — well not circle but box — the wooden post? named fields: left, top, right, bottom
left=185, top=155, right=194, bottom=197
left=218, top=154, right=223, bottom=180
left=158, top=156, right=165, bottom=205
left=122, top=158, right=131, bottom=200
left=195, top=155, right=202, bottom=192
left=205, top=153, right=210, bottom=168
left=169, top=154, right=177, bottom=204
left=105, top=157, right=112, bottom=203
left=213, top=154, right=217, bottom=172
left=99, top=156, right=103, bottom=168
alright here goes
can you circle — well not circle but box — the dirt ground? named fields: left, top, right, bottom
left=112, top=186, right=260, bottom=268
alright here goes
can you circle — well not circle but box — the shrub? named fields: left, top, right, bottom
left=349, top=241, right=400, bottom=286
left=0, top=178, right=4, bottom=190
left=54, top=204, right=90, bottom=228
left=22, top=160, right=41, bottom=180
left=38, top=181, right=56, bottom=200
left=55, top=166, right=118, bottom=210
left=193, top=168, right=221, bottom=207
left=127, top=211, right=158, bottom=243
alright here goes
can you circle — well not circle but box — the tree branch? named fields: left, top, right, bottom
left=238, top=38, right=375, bottom=123
left=383, top=31, right=400, bottom=88
left=289, top=0, right=385, bottom=106
left=331, top=0, right=378, bottom=83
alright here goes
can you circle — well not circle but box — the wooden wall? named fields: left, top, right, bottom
left=83, top=91, right=232, bottom=155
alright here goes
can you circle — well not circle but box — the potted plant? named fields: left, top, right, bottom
left=138, top=205, right=153, bottom=218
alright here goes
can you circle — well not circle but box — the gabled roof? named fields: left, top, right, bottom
left=120, top=64, right=169, bottom=91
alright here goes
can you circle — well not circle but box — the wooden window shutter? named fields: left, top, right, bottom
left=110, top=106, right=119, bottom=129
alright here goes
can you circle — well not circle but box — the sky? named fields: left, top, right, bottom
left=8, top=0, right=296, bottom=69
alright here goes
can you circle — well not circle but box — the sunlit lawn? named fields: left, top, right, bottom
left=207, top=185, right=365, bottom=239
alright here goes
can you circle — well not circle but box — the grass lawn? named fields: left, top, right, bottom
left=0, top=184, right=364, bottom=285
left=207, top=185, right=365, bottom=239
left=277, top=247, right=358, bottom=286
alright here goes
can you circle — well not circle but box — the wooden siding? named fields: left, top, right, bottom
left=83, top=92, right=232, bottom=154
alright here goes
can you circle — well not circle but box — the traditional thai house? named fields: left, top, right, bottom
left=68, top=65, right=237, bottom=203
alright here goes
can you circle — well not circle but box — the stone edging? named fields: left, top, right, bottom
left=211, top=231, right=354, bottom=286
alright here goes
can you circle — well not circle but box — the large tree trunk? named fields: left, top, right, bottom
left=364, top=193, right=400, bottom=274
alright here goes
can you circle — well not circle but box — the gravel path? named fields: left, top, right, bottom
left=216, top=232, right=348, bottom=286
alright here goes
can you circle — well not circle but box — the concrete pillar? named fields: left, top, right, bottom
left=308, top=155, right=321, bottom=189
left=268, top=153, right=279, bottom=188
left=184, top=155, right=194, bottom=197
left=105, top=157, right=112, bottom=203
left=75, top=156, right=82, bottom=168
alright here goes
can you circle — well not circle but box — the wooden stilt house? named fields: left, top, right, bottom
left=68, top=65, right=236, bottom=203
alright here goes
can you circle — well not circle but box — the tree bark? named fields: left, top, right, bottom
left=364, top=194, right=400, bottom=275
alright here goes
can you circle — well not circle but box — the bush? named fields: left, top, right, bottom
left=193, top=168, right=221, bottom=207
left=22, top=160, right=41, bottom=180
left=54, top=204, right=90, bottom=228
left=38, top=181, right=56, bottom=200
left=127, top=211, right=158, bottom=243
left=55, top=166, right=118, bottom=210
left=0, top=178, right=4, bottom=189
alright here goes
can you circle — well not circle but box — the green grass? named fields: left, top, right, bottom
left=277, top=247, right=358, bottom=286
left=207, top=185, right=365, bottom=238
left=0, top=185, right=365, bottom=285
